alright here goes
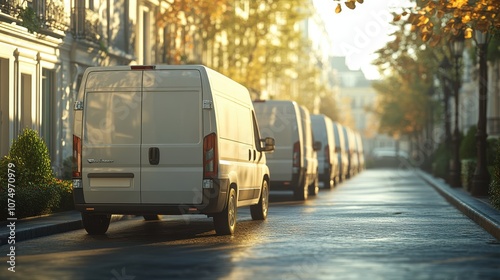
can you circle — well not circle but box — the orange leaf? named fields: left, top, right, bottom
left=335, top=3, right=342, bottom=13
left=422, top=32, right=430, bottom=42
left=345, top=1, right=356, bottom=10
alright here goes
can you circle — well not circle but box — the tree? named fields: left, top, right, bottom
left=333, top=0, right=366, bottom=14
left=157, top=0, right=229, bottom=64
left=399, top=0, right=500, bottom=44
left=371, top=13, right=446, bottom=145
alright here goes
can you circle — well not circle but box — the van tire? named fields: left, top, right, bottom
left=143, top=215, right=160, bottom=221
left=82, top=213, right=111, bottom=235
left=293, top=178, right=308, bottom=201
left=250, top=180, right=269, bottom=220
left=309, top=175, right=319, bottom=196
left=325, top=168, right=334, bottom=190
left=213, top=187, right=237, bottom=235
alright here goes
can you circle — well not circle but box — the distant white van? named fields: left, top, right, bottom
left=253, top=100, right=311, bottom=200
left=333, top=122, right=348, bottom=182
left=311, top=114, right=338, bottom=189
left=342, top=126, right=359, bottom=178
left=72, top=65, right=275, bottom=235
left=298, top=106, right=320, bottom=196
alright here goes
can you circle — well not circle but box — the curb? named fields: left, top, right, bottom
left=418, top=170, right=500, bottom=241
left=0, top=213, right=136, bottom=245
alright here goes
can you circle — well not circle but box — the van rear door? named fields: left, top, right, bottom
left=82, top=70, right=143, bottom=204
left=140, top=69, right=203, bottom=204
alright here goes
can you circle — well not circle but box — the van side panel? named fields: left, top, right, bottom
left=82, top=71, right=143, bottom=204
left=141, top=70, right=203, bottom=204
left=215, top=95, right=258, bottom=201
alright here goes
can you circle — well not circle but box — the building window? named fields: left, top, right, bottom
left=0, top=58, right=9, bottom=157
left=20, top=73, right=32, bottom=130
left=142, top=9, right=151, bottom=64
left=41, top=68, right=55, bottom=159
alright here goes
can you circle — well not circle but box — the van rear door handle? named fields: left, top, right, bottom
left=149, top=147, right=160, bottom=165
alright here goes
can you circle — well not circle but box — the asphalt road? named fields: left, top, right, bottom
left=1, top=169, right=499, bottom=279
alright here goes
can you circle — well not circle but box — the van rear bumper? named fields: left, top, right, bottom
left=73, top=178, right=229, bottom=215
left=269, top=172, right=303, bottom=191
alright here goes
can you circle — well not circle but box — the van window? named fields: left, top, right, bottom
left=254, top=103, right=295, bottom=146
left=142, top=90, right=201, bottom=144
left=86, top=71, right=142, bottom=90
left=84, top=91, right=142, bottom=145
left=216, top=96, right=253, bottom=145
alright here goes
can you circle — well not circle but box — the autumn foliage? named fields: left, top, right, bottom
left=391, top=0, right=499, bottom=45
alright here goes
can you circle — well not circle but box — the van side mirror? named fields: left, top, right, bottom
left=260, top=137, right=275, bottom=152
left=313, top=141, right=322, bottom=151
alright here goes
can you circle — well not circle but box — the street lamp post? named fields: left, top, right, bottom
left=449, top=34, right=465, bottom=188
left=471, top=30, right=491, bottom=197
left=439, top=57, right=452, bottom=146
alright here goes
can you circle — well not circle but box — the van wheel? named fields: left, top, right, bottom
left=143, top=215, right=160, bottom=221
left=250, top=180, right=269, bottom=220
left=82, top=213, right=111, bottom=235
left=293, top=178, right=308, bottom=201
left=308, top=176, right=319, bottom=196
left=213, top=187, right=237, bottom=235
left=325, top=168, right=334, bottom=190
left=325, top=177, right=334, bottom=190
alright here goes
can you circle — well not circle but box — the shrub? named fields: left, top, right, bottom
left=8, top=128, right=54, bottom=185
left=460, top=125, right=477, bottom=160
left=487, top=138, right=499, bottom=166
left=490, top=141, right=500, bottom=210
left=0, top=129, right=59, bottom=220
left=432, top=142, right=450, bottom=180
left=52, top=179, right=74, bottom=212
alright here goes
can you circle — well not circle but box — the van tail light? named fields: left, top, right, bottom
left=203, top=133, right=218, bottom=178
left=72, top=135, right=83, bottom=189
left=324, top=144, right=330, bottom=163
left=293, top=141, right=301, bottom=168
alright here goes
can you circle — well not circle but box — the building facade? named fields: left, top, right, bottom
left=0, top=0, right=163, bottom=176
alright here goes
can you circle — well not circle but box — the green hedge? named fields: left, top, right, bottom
left=460, top=125, right=477, bottom=160
left=490, top=141, right=500, bottom=210
left=432, top=142, right=450, bottom=180
left=0, top=129, right=74, bottom=220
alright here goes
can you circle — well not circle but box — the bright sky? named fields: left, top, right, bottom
left=313, top=0, right=409, bottom=80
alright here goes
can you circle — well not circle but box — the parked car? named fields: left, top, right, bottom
left=298, top=106, right=320, bottom=196
left=253, top=100, right=310, bottom=200
left=311, top=114, right=338, bottom=189
left=333, top=122, right=349, bottom=182
left=73, top=65, right=275, bottom=236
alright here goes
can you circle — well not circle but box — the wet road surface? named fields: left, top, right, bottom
left=2, top=169, right=499, bottom=279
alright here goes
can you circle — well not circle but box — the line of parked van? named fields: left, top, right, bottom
left=72, top=65, right=364, bottom=236
left=253, top=100, right=365, bottom=201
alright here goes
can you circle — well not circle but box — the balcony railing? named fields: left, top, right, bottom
left=71, top=7, right=100, bottom=43
left=0, top=0, right=68, bottom=33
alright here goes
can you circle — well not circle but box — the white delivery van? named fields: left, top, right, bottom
left=332, top=122, right=349, bottom=182
left=311, top=114, right=338, bottom=189
left=72, top=65, right=275, bottom=235
left=298, top=106, right=320, bottom=196
left=253, top=100, right=310, bottom=200
left=342, top=126, right=359, bottom=179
